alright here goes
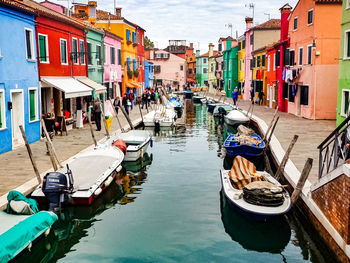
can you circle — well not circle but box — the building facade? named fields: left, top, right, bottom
left=0, top=1, right=40, bottom=153
left=145, top=60, right=154, bottom=89
left=186, top=51, right=196, bottom=85
left=252, top=47, right=267, bottom=104
left=136, top=26, right=145, bottom=93
left=196, top=51, right=209, bottom=87
left=237, top=35, right=246, bottom=98
left=266, top=45, right=278, bottom=108
left=208, top=43, right=218, bottom=92
left=223, top=41, right=238, bottom=97
left=288, top=0, right=341, bottom=119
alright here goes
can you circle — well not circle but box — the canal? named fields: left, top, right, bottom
left=15, top=102, right=334, bottom=263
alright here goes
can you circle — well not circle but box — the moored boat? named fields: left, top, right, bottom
left=224, top=109, right=249, bottom=127
left=207, top=103, right=217, bottom=113
left=184, top=89, right=193, bottom=99
left=143, top=108, right=176, bottom=127
left=213, top=104, right=233, bottom=117
left=192, top=95, right=203, bottom=103
left=224, top=134, right=265, bottom=157
left=220, top=156, right=291, bottom=221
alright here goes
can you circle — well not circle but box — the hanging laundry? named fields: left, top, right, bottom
left=285, top=69, right=293, bottom=83
left=292, top=84, right=296, bottom=98
left=282, top=67, right=286, bottom=81
left=292, top=69, right=297, bottom=79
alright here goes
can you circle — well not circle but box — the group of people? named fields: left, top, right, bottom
left=141, top=87, right=163, bottom=109
left=231, top=87, right=265, bottom=106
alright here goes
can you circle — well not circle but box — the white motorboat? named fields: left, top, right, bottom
left=224, top=109, right=249, bottom=127
left=110, top=130, right=152, bottom=162
left=220, top=169, right=291, bottom=221
left=31, top=143, right=124, bottom=206
left=143, top=108, right=176, bottom=127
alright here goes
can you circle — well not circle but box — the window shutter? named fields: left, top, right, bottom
left=29, top=90, right=35, bottom=121
left=25, top=30, right=32, bottom=59
left=118, top=49, right=121, bottom=65
left=39, top=35, right=46, bottom=62
left=347, top=32, right=350, bottom=58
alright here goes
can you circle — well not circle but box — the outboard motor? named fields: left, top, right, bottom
left=42, top=164, right=73, bottom=212
left=217, top=107, right=227, bottom=118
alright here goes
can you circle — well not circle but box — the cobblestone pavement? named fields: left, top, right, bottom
left=206, top=93, right=336, bottom=184
left=0, top=104, right=149, bottom=197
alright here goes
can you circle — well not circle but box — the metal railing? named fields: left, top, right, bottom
left=318, top=115, right=350, bottom=179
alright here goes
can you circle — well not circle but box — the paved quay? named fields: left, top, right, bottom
left=205, top=93, right=336, bottom=184
left=0, top=104, right=149, bottom=200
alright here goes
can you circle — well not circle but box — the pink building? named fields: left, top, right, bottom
left=40, top=0, right=70, bottom=15
left=103, top=30, right=123, bottom=99
left=244, top=17, right=253, bottom=100
left=150, top=49, right=186, bottom=89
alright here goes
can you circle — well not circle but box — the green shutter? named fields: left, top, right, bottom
left=39, top=35, right=46, bottom=62
left=29, top=90, right=35, bottom=121
left=347, top=32, right=350, bottom=58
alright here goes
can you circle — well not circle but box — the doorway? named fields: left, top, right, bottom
left=11, top=90, right=24, bottom=148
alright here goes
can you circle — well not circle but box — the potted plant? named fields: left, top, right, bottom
left=127, top=70, right=133, bottom=79
left=133, top=70, right=139, bottom=78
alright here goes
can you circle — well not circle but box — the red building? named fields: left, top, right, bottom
left=136, top=26, right=145, bottom=92
left=23, top=0, right=93, bottom=125
left=266, top=45, right=278, bottom=108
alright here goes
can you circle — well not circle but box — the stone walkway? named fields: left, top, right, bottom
left=0, top=104, right=149, bottom=198
left=206, top=93, right=336, bottom=184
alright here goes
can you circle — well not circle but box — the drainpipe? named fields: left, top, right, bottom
left=69, top=32, right=73, bottom=77
left=84, top=28, right=89, bottom=78
left=313, top=45, right=316, bottom=120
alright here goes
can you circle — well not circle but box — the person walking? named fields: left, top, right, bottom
left=142, top=91, right=148, bottom=109
left=258, top=90, right=265, bottom=105
left=93, top=97, right=102, bottom=131
left=113, top=96, right=120, bottom=114
left=232, top=88, right=238, bottom=106
left=122, top=93, right=130, bottom=115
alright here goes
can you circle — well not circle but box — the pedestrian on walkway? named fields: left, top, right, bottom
left=142, top=91, right=148, bottom=109
left=113, top=96, right=120, bottom=114
left=122, top=93, right=130, bottom=115
left=250, top=88, right=255, bottom=105
left=93, top=97, right=102, bottom=131
left=258, top=90, right=265, bottom=105
left=129, top=91, right=134, bottom=110
left=232, top=88, right=238, bottom=106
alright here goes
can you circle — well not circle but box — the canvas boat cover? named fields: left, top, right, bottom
left=228, top=156, right=264, bottom=190
left=0, top=211, right=58, bottom=262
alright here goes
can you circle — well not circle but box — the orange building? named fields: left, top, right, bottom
left=186, top=44, right=196, bottom=84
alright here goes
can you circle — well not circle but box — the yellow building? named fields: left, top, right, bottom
left=74, top=3, right=138, bottom=95
left=251, top=47, right=267, bottom=105
left=237, top=35, right=245, bottom=99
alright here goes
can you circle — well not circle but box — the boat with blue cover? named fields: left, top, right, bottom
left=184, top=89, right=193, bottom=99
left=224, top=134, right=265, bottom=157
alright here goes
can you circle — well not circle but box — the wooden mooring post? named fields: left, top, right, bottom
left=263, top=106, right=279, bottom=141
left=265, top=116, right=279, bottom=149
left=41, top=118, right=62, bottom=169
left=87, top=113, right=98, bottom=147
left=291, top=158, right=313, bottom=205
left=120, top=105, right=134, bottom=130
left=275, top=135, right=299, bottom=181
left=19, top=125, right=42, bottom=184
left=138, top=103, right=144, bottom=125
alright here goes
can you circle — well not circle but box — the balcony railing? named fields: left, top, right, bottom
left=318, top=114, right=350, bottom=179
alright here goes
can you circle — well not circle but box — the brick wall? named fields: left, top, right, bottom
left=312, top=174, right=350, bottom=244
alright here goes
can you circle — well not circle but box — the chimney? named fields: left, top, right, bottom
left=280, top=4, right=292, bottom=42
left=196, top=50, right=200, bottom=57
left=190, top=43, right=193, bottom=49
left=88, top=1, right=97, bottom=24
left=209, top=43, right=214, bottom=57
left=115, top=7, right=122, bottom=18
left=245, top=17, right=253, bottom=31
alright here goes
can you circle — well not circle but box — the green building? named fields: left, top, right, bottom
left=337, top=1, right=350, bottom=126
left=196, top=50, right=209, bottom=87
left=223, top=40, right=238, bottom=97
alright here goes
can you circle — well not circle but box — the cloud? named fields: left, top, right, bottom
left=35, top=0, right=299, bottom=52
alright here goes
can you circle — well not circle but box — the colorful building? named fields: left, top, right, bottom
left=196, top=51, right=209, bottom=87
left=266, top=44, right=278, bottom=108
left=145, top=60, right=154, bottom=89
left=237, top=35, right=246, bottom=98
left=223, top=40, right=238, bottom=97
left=186, top=50, right=196, bottom=86
left=208, top=43, right=218, bottom=92
left=136, top=26, right=146, bottom=93
left=252, top=47, right=267, bottom=104
left=215, top=37, right=235, bottom=93
left=103, top=30, right=123, bottom=99
left=243, top=17, right=254, bottom=100
left=0, top=0, right=40, bottom=153
left=165, top=40, right=187, bottom=59
left=337, top=0, right=350, bottom=125
left=288, top=0, right=342, bottom=119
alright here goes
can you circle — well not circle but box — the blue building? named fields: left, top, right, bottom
left=0, top=2, right=40, bottom=154
left=145, top=60, right=154, bottom=89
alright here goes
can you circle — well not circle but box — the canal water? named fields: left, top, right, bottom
left=15, top=102, right=334, bottom=263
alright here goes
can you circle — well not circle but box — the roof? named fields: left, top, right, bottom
left=104, top=29, right=123, bottom=40
left=199, top=52, right=209, bottom=58
left=94, top=9, right=145, bottom=31
left=253, top=19, right=281, bottom=31
left=252, top=46, right=267, bottom=55
left=0, top=0, right=36, bottom=15
left=209, top=51, right=219, bottom=58
left=219, top=36, right=235, bottom=41
left=20, top=0, right=86, bottom=29
left=315, top=0, right=342, bottom=3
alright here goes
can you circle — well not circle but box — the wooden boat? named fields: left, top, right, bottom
left=213, top=104, right=233, bottom=117
left=0, top=211, right=57, bottom=262
left=143, top=108, right=176, bottom=127
left=220, top=156, right=291, bottom=221
left=108, top=130, right=152, bottom=162
left=207, top=103, right=217, bottom=113
left=224, top=134, right=265, bottom=157
left=184, top=89, right=193, bottom=99
left=192, top=95, right=203, bottom=103
left=31, top=143, right=124, bottom=207
left=224, top=109, right=249, bottom=127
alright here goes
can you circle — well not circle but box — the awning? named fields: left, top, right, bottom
left=75, top=77, right=107, bottom=95
left=126, top=82, right=141, bottom=88
left=187, top=78, right=196, bottom=83
left=41, top=77, right=93, bottom=99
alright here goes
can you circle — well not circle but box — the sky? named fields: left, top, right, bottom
left=43, top=0, right=299, bottom=53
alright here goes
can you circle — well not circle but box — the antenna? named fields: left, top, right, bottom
left=264, top=13, right=271, bottom=20
left=245, top=3, right=255, bottom=21
left=236, top=30, right=238, bottom=39
left=225, top=23, right=233, bottom=37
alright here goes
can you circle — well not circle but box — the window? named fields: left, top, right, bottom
left=136, top=32, right=139, bottom=44
left=344, top=30, right=350, bottom=59
left=127, top=57, right=131, bottom=70
left=250, top=34, right=254, bottom=46
left=267, top=55, right=270, bottom=71
left=307, top=45, right=312, bottom=65
left=154, top=65, right=161, bottom=73
left=294, top=17, right=298, bottom=30
left=239, top=60, right=242, bottom=72
left=276, top=50, right=280, bottom=67
left=308, top=9, right=313, bottom=25
left=96, top=45, right=101, bottom=65
left=87, top=42, right=92, bottom=65
left=284, top=49, right=290, bottom=66
left=189, top=68, right=192, bottom=74
left=238, top=42, right=241, bottom=51
left=228, top=79, right=231, bottom=90
left=28, top=88, right=38, bottom=122
left=250, top=58, right=254, bottom=70
left=242, top=40, right=246, bottom=49
left=203, top=58, right=207, bottom=64
left=273, top=53, right=276, bottom=70
left=60, top=39, right=68, bottom=65
left=110, top=47, right=115, bottom=65
left=38, top=34, right=49, bottom=63
left=257, top=56, right=261, bottom=67
left=262, top=54, right=266, bottom=67
left=72, top=38, right=78, bottom=64
left=0, top=90, right=5, bottom=129
left=203, top=68, right=207, bottom=74
left=104, top=44, right=107, bottom=65
left=283, top=83, right=288, bottom=99
left=299, top=47, right=303, bottom=65
left=79, top=40, right=85, bottom=65
left=142, top=36, right=144, bottom=46
left=300, top=85, right=309, bottom=105
left=132, top=32, right=136, bottom=43
left=341, top=90, right=350, bottom=116
left=288, top=85, right=295, bottom=103
left=133, top=59, right=136, bottom=70
left=347, top=0, right=350, bottom=9
left=218, top=43, right=222, bottom=52
left=118, top=49, right=121, bottom=65
left=126, top=29, right=130, bottom=41
left=180, top=65, right=184, bottom=71
left=290, top=50, right=295, bottom=66
left=25, top=28, right=35, bottom=60
left=229, top=60, right=231, bottom=71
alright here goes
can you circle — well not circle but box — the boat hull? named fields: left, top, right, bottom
left=207, top=104, right=216, bottom=113
left=185, top=92, right=193, bottom=99
left=193, top=96, right=203, bottom=103
left=124, top=140, right=150, bottom=162
left=224, top=116, right=249, bottom=128
left=224, top=134, right=265, bottom=157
